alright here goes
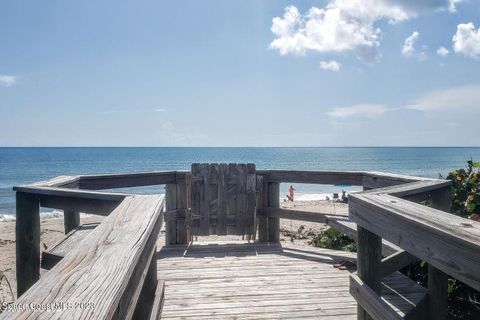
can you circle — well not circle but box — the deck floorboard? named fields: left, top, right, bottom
left=156, top=241, right=423, bottom=319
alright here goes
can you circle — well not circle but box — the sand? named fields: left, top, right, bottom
left=0, top=200, right=347, bottom=303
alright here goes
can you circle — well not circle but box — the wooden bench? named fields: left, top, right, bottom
left=1, top=195, right=165, bottom=320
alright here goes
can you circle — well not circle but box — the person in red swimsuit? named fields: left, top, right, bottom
left=288, top=185, right=296, bottom=201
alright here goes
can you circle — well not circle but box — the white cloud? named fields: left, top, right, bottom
left=407, top=84, right=480, bottom=112
left=319, top=60, right=341, bottom=71
left=390, top=0, right=462, bottom=13
left=155, top=108, right=167, bottom=112
left=401, top=31, right=427, bottom=60
left=436, top=46, right=449, bottom=57
left=453, top=23, right=480, bottom=59
left=0, top=75, right=17, bottom=87
left=447, top=0, right=463, bottom=12
left=327, top=104, right=388, bottom=119
left=270, top=1, right=412, bottom=62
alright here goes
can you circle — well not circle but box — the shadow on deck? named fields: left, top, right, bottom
left=156, top=242, right=423, bottom=320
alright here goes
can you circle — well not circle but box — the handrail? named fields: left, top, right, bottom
left=350, top=191, right=480, bottom=292
left=1, top=195, right=165, bottom=320
left=10, top=167, right=462, bottom=320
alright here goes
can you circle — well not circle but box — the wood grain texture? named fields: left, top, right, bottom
left=267, top=182, right=280, bottom=242
left=267, top=208, right=328, bottom=223
left=3, top=195, right=164, bottom=320
left=63, top=209, right=80, bottom=234
left=350, top=274, right=401, bottom=320
left=349, top=193, right=480, bottom=292
left=77, top=171, right=176, bottom=190
left=189, top=164, right=256, bottom=237
left=165, top=184, right=177, bottom=245
left=381, top=250, right=417, bottom=277
left=15, top=192, right=40, bottom=297
left=257, top=170, right=364, bottom=185
left=356, top=226, right=382, bottom=320
left=157, top=242, right=425, bottom=319
left=41, top=223, right=99, bottom=270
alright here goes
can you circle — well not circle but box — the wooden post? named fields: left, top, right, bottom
left=176, top=179, right=188, bottom=244
left=15, top=192, right=40, bottom=297
left=165, top=184, right=177, bottom=245
left=427, top=265, right=448, bottom=320
left=427, top=186, right=450, bottom=320
left=257, top=178, right=268, bottom=242
left=63, top=210, right=80, bottom=234
left=357, top=226, right=382, bottom=320
left=132, top=251, right=158, bottom=319
left=267, top=182, right=280, bottom=243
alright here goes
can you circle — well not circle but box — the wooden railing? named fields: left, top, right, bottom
left=349, top=181, right=480, bottom=320
left=4, top=167, right=474, bottom=320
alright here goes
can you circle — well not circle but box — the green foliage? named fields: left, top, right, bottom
left=402, top=160, right=480, bottom=319
left=312, top=228, right=357, bottom=252
left=447, top=159, right=480, bottom=219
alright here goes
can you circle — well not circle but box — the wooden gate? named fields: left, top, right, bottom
left=189, top=163, right=257, bottom=237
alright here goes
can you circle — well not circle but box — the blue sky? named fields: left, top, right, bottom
left=0, top=0, right=479, bottom=146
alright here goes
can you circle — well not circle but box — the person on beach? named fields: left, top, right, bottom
left=287, top=185, right=296, bottom=201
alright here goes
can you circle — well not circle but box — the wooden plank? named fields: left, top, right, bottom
left=356, top=226, right=383, bottom=320
left=427, top=265, right=448, bottom=320
left=427, top=187, right=450, bottom=320
left=349, top=193, right=480, bottom=292
left=325, top=215, right=400, bottom=256
left=14, top=185, right=129, bottom=200
left=350, top=274, right=402, bottom=320
left=217, top=164, right=227, bottom=235
left=15, top=186, right=126, bottom=215
left=363, top=180, right=451, bottom=199
left=77, top=171, right=177, bottom=190
left=64, top=209, right=80, bottom=234
left=362, top=172, right=430, bottom=189
left=19, top=175, right=81, bottom=188
left=190, top=164, right=201, bottom=235
left=226, top=164, right=239, bottom=235
left=41, top=223, right=99, bottom=270
left=149, top=280, right=165, bottom=320
left=267, top=208, right=328, bottom=223
left=165, top=184, right=177, bottom=245
left=245, top=163, right=256, bottom=236
left=40, top=194, right=122, bottom=216
left=381, top=250, right=417, bottom=277
left=207, top=164, right=219, bottom=235
left=2, top=195, right=164, bottom=320
left=267, top=182, right=280, bottom=242
left=257, top=170, right=364, bottom=185
left=176, top=174, right=189, bottom=244
left=256, top=175, right=267, bottom=242
left=199, top=164, right=210, bottom=235
left=236, top=164, right=247, bottom=235
left=15, top=192, right=40, bottom=297
left=133, top=254, right=158, bottom=320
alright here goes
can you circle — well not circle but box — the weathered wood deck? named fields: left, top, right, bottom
left=156, top=241, right=425, bottom=319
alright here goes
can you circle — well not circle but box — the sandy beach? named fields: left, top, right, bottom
left=0, top=200, right=347, bottom=303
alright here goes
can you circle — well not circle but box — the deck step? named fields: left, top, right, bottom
left=41, top=223, right=99, bottom=270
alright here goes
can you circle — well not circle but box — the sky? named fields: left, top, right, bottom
left=0, top=0, right=479, bottom=147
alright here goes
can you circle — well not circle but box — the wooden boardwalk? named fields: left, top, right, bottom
left=157, top=242, right=425, bottom=319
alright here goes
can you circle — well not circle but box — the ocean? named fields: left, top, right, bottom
left=1, top=147, right=479, bottom=220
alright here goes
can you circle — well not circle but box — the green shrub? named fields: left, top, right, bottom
left=403, top=160, right=480, bottom=319
left=447, top=159, right=480, bottom=219
left=312, top=228, right=357, bottom=252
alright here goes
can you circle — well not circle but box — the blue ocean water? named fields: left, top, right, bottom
left=1, top=147, right=480, bottom=217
